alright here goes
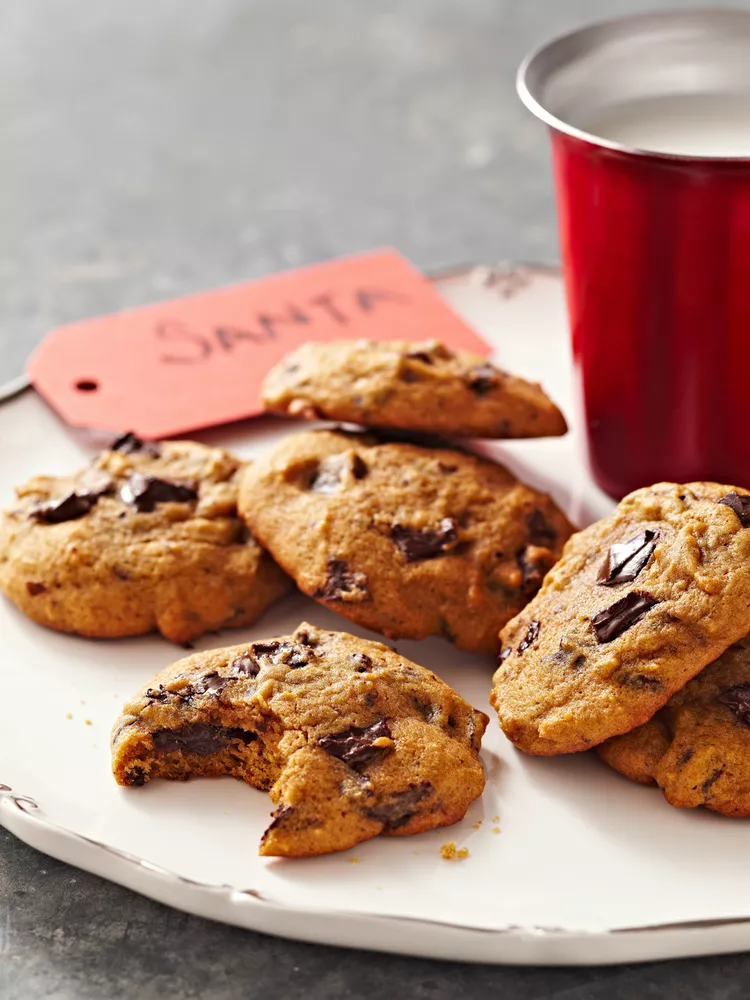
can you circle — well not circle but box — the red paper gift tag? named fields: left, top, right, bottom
left=28, top=249, right=488, bottom=439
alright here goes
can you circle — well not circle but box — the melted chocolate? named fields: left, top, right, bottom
left=467, top=364, right=500, bottom=395
left=526, top=509, right=557, bottom=546
left=30, top=492, right=99, bottom=524
left=314, top=558, right=369, bottom=602
left=718, top=683, right=750, bottom=726
left=151, top=724, right=256, bottom=755
left=517, top=620, right=540, bottom=654
left=598, top=530, right=659, bottom=586
left=718, top=492, right=750, bottom=528
left=591, top=591, right=658, bottom=643
left=120, top=473, right=198, bottom=512
left=365, top=781, right=433, bottom=829
left=110, top=432, right=161, bottom=457
left=318, top=720, right=393, bottom=771
left=390, top=518, right=459, bottom=562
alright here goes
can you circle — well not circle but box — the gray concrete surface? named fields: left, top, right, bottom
left=3, top=0, right=750, bottom=996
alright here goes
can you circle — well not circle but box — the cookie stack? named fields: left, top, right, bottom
left=491, top=483, right=750, bottom=818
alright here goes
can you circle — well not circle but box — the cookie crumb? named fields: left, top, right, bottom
left=65, top=712, right=73, bottom=720
left=84, top=719, right=92, bottom=726
left=492, top=815, right=500, bottom=823
left=472, top=820, right=482, bottom=830
left=492, top=827, right=501, bottom=834
left=440, top=841, right=469, bottom=861
left=349, top=857, right=359, bottom=864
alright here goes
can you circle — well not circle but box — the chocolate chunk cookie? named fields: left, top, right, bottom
left=597, top=636, right=750, bottom=817
left=261, top=339, right=567, bottom=439
left=237, top=429, right=573, bottom=653
left=491, top=482, right=750, bottom=755
left=0, top=434, right=290, bottom=643
left=111, top=623, right=488, bottom=857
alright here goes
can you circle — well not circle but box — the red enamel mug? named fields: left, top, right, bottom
left=519, top=10, right=750, bottom=499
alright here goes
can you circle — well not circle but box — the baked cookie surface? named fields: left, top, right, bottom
left=0, top=433, right=290, bottom=643
left=111, top=622, right=488, bottom=857
left=597, top=636, right=750, bottom=818
left=261, top=339, right=567, bottom=439
left=491, top=483, right=750, bottom=755
left=238, top=429, right=573, bottom=654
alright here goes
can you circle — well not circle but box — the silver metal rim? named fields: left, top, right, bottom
left=517, top=7, right=750, bottom=163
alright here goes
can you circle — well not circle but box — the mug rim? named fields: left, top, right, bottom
left=517, top=7, right=750, bottom=163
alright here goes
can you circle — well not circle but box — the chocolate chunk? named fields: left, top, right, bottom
left=405, top=350, right=434, bottom=364
left=718, top=492, right=750, bottom=528
left=230, top=654, right=260, bottom=677
left=129, top=768, right=146, bottom=786
left=25, top=582, right=46, bottom=596
left=467, top=363, right=500, bottom=395
left=591, top=591, right=658, bottom=644
left=516, top=546, right=549, bottom=591
left=526, top=509, right=557, bottom=546
left=351, top=653, right=373, bottom=673
left=391, top=518, right=460, bottom=562
left=110, top=431, right=161, bottom=457
left=701, top=768, right=724, bottom=795
left=363, top=690, right=378, bottom=708
left=145, top=684, right=170, bottom=703
left=517, top=620, right=540, bottom=654
left=318, top=720, right=393, bottom=772
left=718, top=683, right=750, bottom=726
left=365, top=781, right=433, bottom=829
left=598, top=530, right=659, bottom=586
left=251, top=641, right=281, bottom=657
left=314, top=558, right=369, bottom=602
left=152, top=724, right=257, bottom=755
left=310, top=454, right=368, bottom=494
left=30, top=491, right=99, bottom=524
left=497, top=647, right=511, bottom=664
left=412, top=697, right=437, bottom=722
left=677, top=748, right=694, bottom=766
left=263, top=803, right=294, bottom=835
left=200, top=673, right=231, bottom=696
left=251, top=640, right=309, bottom=668
left=437, top=462, right=458, bottom=474
left=351, top=455, right=368, bottom=479
left=120, top=473, right=198, bottom=512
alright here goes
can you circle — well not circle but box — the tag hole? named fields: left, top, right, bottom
left=75, top=379, right=99, bottom=393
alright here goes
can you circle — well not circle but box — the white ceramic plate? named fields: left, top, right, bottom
left=3, top=265, right=750, bottom=967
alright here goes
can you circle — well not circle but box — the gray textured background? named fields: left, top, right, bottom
left=4, top=1, right=750, bottom=997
